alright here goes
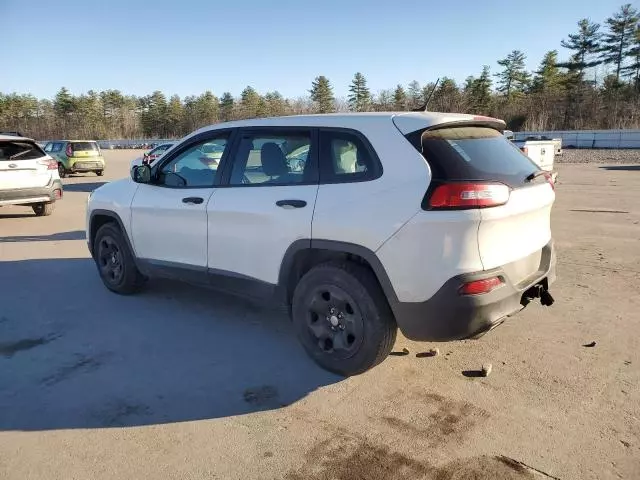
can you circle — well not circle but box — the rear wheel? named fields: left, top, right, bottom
left=32, top=202, right=55, bottom=216
left=96, top=170, right=104, bottom=176
left=292, top=262, right=397, bottom=376
left=94, top=223, right=145, bottom=294
left=58, top=163, right=67, bottom=178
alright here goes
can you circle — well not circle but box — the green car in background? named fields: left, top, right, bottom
left=43, top=140, right=105, bottom=178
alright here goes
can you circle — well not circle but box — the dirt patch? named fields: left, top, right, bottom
left=435, top=455, right=535, bottom=479
left=379, top=392, right=488, bottom=446
left=40, top=353, right=105, bottom=386
left=94, top=400, right=152, bottom=427
left=243, top=385, right=279, bottom=408
left=0, top=336, right=56, bottom=358
left=285, top=429, right=430, bottom=480
left=285, top=428, right=536, bottom=480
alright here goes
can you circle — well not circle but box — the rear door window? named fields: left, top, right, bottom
left=318, top=130, right=381, bottom=183
left=417, top=127, right=538, bottom=188
left=71, top=142, right=99, bottom=151
left=0, top=141, right=45, bottom=161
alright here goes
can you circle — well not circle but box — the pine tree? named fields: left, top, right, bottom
left=470, top=66, right=492, bottom=113
left=264, top=91, right=288, bottom=116
left=560, top=19, right=602, bottom=81
left=219, top=92, right=234, bottom=122
left=166, top=95, right=184, bottom=137
left=495, top=50, right=530, bottom=98
left=393, top=84, right=407, bottom=110
left=348, top=72, right=371, bottom=112
left=239, top=86, right=261, bottom=119
left=622, top=25, right=640, bottom=87
left=600, top=4, right=639, bottom=83
left=407, top=80, right=422, bottom=109
left=531, top=50, right=565, bottom=93
left=309, top=76, right=335, bottom=113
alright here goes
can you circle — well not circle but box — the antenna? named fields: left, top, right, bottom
left=412, top=78, right=440, bottom=112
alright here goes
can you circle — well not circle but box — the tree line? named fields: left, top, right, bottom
left=1, top=4, right=639, bottom=140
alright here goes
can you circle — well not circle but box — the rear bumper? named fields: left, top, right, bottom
left=393, top=240, right=556, bottom=341
left=0, top=179, right=63, bottom=206
left=69, top=160, right=105, bottom=172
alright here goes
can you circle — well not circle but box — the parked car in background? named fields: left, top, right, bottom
left=0, top=134, right=63, bottom=216
left=87, top=112, right=557, bottom=376
left=512, top=136, right=556, bottom=178
left=44, top=140, right=106, bottom=178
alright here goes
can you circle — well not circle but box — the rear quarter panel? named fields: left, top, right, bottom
left=311, top=120, right=428, bottom=252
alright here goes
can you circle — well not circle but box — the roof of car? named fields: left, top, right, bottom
left=0, top=134, right=36, bottom=142
left=192, top=111, right=505, bottom=137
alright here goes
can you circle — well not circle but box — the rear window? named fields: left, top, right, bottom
left=71, top=142, right=99, bottom=151
left=413, top=126, right=538, bottom=187
left=0, top=141, right=45, bottom=161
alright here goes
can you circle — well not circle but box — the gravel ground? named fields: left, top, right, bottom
left=558, top=149, right=640, bottom=164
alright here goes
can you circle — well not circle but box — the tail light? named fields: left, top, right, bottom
left=38, top=158, right=58, bottom=170
left=54, top=189, right=62, bottom=199
left=460, top=277, right=504, bottom=295
left=66, top=144, right=73, bottom=157
left=427, top=182, right=510, bottom=210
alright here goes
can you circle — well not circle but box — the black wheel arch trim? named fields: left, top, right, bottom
left=88, top=209, right=137, bottom=262
left=278, top=239, right=400, bottom=306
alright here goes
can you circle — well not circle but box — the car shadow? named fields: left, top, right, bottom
left=0, top=230, right=86, bottom=242
left=0, top=258, right=341, bottom=431
left=599, top=165, right=640, bottom=171
left=62, top=181, right=108, bottom=192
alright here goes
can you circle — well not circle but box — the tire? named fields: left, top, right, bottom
left=96, top=170, right=104, bottom=176
left=32, top=202, right=55, bottom=216
left=292, top=262, right=397, bottom=376
left=58, top=163, right=67, bottom=178
left=93, top=223, right=145, bottom=294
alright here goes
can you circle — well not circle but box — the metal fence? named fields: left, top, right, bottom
left=513, top=129, right=640, bottom=149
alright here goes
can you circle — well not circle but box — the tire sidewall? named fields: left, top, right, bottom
left=94, top=224, right=138, bottom=293
left=292, top=264, right=390, bottom=376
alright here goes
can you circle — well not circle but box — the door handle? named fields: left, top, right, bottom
left=182, top=196, right=204, bottom=205
left=276, top=199, right=307, bottom=209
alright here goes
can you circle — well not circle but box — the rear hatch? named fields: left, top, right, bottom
left=411, top=125, right=555, bottom=279
left=0, top=140, right=55, bottom=190
left=69, top=141, right=101, bottom=158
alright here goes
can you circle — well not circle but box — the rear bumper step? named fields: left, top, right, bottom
left=392, top=240, right=556, bottom=341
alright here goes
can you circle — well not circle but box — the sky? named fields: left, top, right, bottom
left=1, top=0, right=632, bottom=100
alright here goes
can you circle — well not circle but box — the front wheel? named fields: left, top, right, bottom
left=292, top=262, right=397, bottom=376
left=94, top=223, right=145, bottom=294
left=32, top=202, right=55, bottom=216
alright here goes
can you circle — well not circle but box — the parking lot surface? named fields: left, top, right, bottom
left=1, top=151, right=639, bottom=479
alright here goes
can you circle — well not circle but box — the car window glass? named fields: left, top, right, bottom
left=71, top=142, right=98, bottom=151
left=44, top=143, right=52, bottom=152
left=320, top=131, right=376, bottom=181
left=0, top=141, right=45, bottom=161
left=158, top=136, right=228, bottom=188
left=51, top=143, right=63, bottom=152
left=229, top=133, right=311, bottom=186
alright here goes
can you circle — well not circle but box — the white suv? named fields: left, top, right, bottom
left=0, top=134, right=63, bottom=216
left=86, top=113, right=556, bottom=376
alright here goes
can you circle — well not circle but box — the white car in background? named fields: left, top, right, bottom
left=0, top=134, right=63, bottom=216
left=87, top=112, right=556, bottom=376
left=130, top=142, right=175, bottom=172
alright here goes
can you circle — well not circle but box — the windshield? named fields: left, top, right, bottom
left=418, top=126, right=538, bottom=187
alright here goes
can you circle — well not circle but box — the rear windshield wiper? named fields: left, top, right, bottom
left=525, top=170, right=548, bottom=182
left=9, top=150, right=32, bottom=160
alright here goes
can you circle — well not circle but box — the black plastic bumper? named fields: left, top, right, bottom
left=0, top=179, right=63, bottom=205
left=392, top=241, right=556, bottom=341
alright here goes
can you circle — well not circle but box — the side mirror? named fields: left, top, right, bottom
left=132, top=164, right=152, bottom=183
